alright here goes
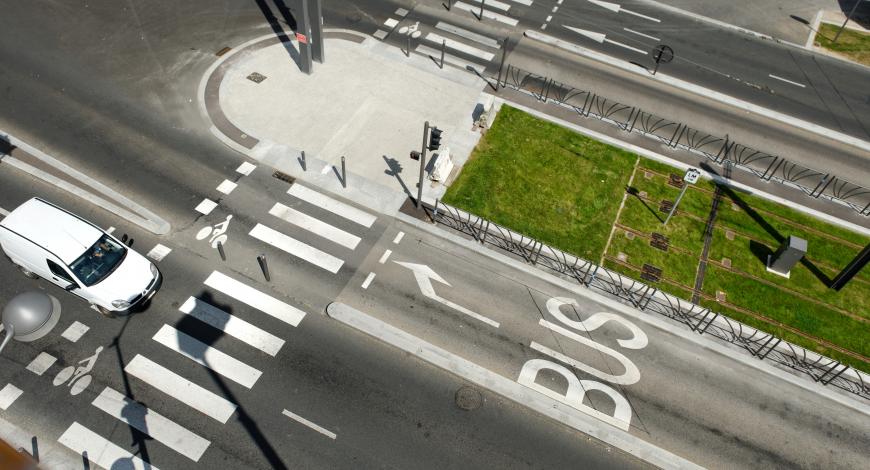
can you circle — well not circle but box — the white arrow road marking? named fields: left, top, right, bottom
left=587, top=0, right=661, bottom=22
left=564, top=25, right=648, bottom=54
left=395, top=261, right=500, bottom=328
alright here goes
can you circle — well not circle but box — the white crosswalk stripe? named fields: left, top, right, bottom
left=425, top=32, right=495, bottom=61
left=454, top=2, right=519, bottom=25
left=125, top=354, right=237, bottom=423
left=287, top=184, right=377, bottom=228
left=92, top=387, right=211, bottom=462
left=416, top=45, right=485, bottom=71
left=435, top=22, right=501, bottom=48
left=180, top=296, right=285, bottom=356
left=153, top=324, right=262, bottom=389
left=464, top=0, right=511, bottom=11
left=204, top=271, right=307, bottom=326
left=250, top=223, right=345, bottom=273
left=59, top=422, right=157, bottom=470
left=270, top=202, right=361, bottom=250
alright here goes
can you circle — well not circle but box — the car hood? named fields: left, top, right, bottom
left=88, top=249, right=154, bottom=303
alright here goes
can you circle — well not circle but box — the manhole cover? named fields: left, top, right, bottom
left=455, top=386, right=483, bottom=411
left=247, top=72, right=267, bottom=83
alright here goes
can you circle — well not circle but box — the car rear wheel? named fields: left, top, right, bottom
left=17, top=264, right=38, bottom=279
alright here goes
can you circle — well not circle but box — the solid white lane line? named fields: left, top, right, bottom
left=425, top=33, right=496, bottom=60
left=152, top=324, right=262, bottom=389
left=623, top=27, right=660, bottom=41
left=378, top=249, right=392, bottom=264
left=768, top=74, right=806, bottom=88
left=415, top=45, right=484, bottom=71
left=269, top=203, right=361, bottom=250
left=361, top=272, right=376, bottom=289
left=393, top=231, right=405, bottom=244
left=125, top=355, right=237, bottom=423
left=147, top=243, right=172, bottom=262
left=0, top=384, right=23, bottom=410
left=26, top=352, right=56, bottom=376
left=282, top=409, right=337, bottom=439
left=59, top=422, right=157, bottom=470
left=287, top=184, right=376, bottom=228
left=435, top=22, right=500, bottom=48
left=236, top=161, right=256, bottom=175
left=249, top=224, right=345, bottom=273
left=465, top=0, right=511, bottom=11
left=195, top=198, right=218, bottom=215
left=180, top=297, right=285, bottom=357
left=384, top=18, right=399, bottom=28
left=204, top=271, right=307, bottom=326
left=454, top=2, right=519, bottom=26
left=216, top=179, right=237, bottom=195
left=61, top=321, right=89, bottom=343
left=92, top=387, right=210, bottom=462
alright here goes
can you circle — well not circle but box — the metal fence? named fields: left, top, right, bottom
left=430, top=200, right=870, bottom=401
left=496, top=65, right=870, bottom=216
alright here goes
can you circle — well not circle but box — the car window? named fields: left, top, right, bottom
left=68, top=234, right=127, bottom=287
left=47, top=259, right=74, bottom=284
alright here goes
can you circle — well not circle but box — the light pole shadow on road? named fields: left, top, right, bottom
left=254, top=0, right=302, bottom=68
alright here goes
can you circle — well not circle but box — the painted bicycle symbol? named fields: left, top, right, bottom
left=398, top=21, right=422, bottom=39
left=196, top=214, right=232, bottom=248
left=53, top=346, right=103, bottom=396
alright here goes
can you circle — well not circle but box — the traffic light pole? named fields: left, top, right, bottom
left=417, top=121, right=430, bottom=211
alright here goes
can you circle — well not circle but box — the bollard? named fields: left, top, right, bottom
left=217, top=241, right=226, bottom=261
left=300, top=150, right=306, bottom=171
left=440, top=40, right=446, bottom=69
left=479, top=0, right=485, bottom=20
left=340, top=156, right=347, bottom=188
left=257, top=254, right=270, bottom=282
left=406, top=35, right=411, bottom=57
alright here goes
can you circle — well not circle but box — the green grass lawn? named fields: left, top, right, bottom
left=815, top=22, right=870, bottom=66
left=443, top=106, right=870, bottom=373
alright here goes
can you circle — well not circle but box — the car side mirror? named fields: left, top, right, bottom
left=64, top=283, right=77, bottom=291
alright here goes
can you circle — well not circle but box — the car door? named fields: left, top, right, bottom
left=45, top=259, right=91, bottom=302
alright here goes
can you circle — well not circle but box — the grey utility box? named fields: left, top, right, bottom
left=767, top=236, right=807, bottom=278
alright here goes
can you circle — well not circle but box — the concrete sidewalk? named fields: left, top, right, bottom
left=200, top=31, right=489, bottom=216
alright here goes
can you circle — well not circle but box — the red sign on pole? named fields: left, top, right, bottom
left=295, top=32, right=308, bottom=44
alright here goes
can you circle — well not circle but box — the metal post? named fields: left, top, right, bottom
left=299, top=0, right=313, bottom=74
left=479, top=0, right=485, bottom=20
left=833, top=0, right=863, bottom=43
left=664, top=182, right=689, bottom=225
left=216, top=241, right=226, bottom=261
left=417, top=121, right=430, bottom=210
left=496, top=37, right=508, bottom=89
left=257, top=254, right=270, bottom=282
left=312, top=0, right=325, bottom=63
left=440, top=39, right=445, bottom=69
left=300, top=150, right=306, bottom=171
left=444, top=0, right=453, bottom=10
left=341, top=155, right=346, bottom=188
left=406, top=35, right=411, bottom=57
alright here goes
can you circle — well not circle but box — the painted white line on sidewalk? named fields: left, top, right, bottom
left=384, top=18, right=399, bottom=28
left=0, top=384, right=23, bottom=410
left=361, top=272, right=376, bottom=289
left=623, top=27, right=660, bottom=41
left=61, top=321, right=89, bottom=343
left=378, top=249, right=392, bottom=264
left=204, top=271, right=307, bottom=326
left=454, top=2, right=519, bottom=26
left=393, top=231, right=405, bottom=244
left=147, top=243, right=172, bottom=262
left=287, top=184, right=376, bottom=228
left=59, top=422, right=157, bottom=470
left=26, top=352, right=56, bottom=375
left=92, top=387, right=211, bottom=462
left=425, top=32, right=495, bottom=61
left=416, top=45, right=484, bottom=71
left=466, top=0, right=511, bottom=11
left=180, top=297, right=285, bottom=356
left=216, top=179, right=238, bottom=194
left=435, top=22, right=500, bottom=48
left=125, top=355, right=237, bottom=423
left=269, top=203, right=361, bottom=249
left=195, top=198, right=218, bottom=215
left=153, top=324, right=262, bottom=389
left=249, top=223, right=345, bottom=273
left=768, top=73, right=806, bottom=88
left=236, top=161, right=256, bottom=175
left=282, top=409, right=337, bottom=439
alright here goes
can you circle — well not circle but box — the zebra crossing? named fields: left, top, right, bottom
left=56, top=169, right=377, bottom=467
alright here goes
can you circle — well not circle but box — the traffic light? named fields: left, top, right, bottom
left=428, top=127, right=443, bottom=151
left=410, top=150, right=421, bottom=160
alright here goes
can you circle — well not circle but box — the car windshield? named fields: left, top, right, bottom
left=69, top=234, right=127, bottom=286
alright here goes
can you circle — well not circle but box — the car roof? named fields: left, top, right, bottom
left=0, top=198, right=102, bottom=264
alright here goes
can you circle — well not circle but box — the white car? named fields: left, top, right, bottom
left=0, top=198, right=161, bottom=316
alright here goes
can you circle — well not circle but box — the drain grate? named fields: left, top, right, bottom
left=455, top=386, right=483, bottom=411
left=247, top=72, right=267, bottom=83
left=650, top=232, right=669, bottom=252
left=641, top=264, right=662, bottom=282
left=668, top=173, right=684, bottom=188
left=272, top=171, right=295, bottom=184
left=659, top=199, right=674, bottom=213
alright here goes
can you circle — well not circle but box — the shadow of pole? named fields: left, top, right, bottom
left=254, top=0, right=303, bottom=66
left=109, top=316, right=153, bottom=466
left=625, top=186, right=664, bottom=223
left=383, top=155, right=414, bottom=201
left=175, top=292, right=288, bottom=470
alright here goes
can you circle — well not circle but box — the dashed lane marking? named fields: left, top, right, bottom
left=61, top=321, right=89, bottom=343
left=384, top=18, right=399, bottom=28
left=282, top=409, right=337, bottom=440
left=0, top=384, right=23, bottom=410
left=204, top=271, right=307, bottom=326
left=0, top=207, right=8, bottom=217
left=195, top=198, right=218, bottom=215
left=92, top=387, right=210, bottom=462
left=378, top=249, right=392, bottom=264
left=216, top=179, right=238, bottom=194
left=125, top=354, right=237, bottom=423
left=361, top=272, right=376, bottom=289
left=180, top=297, right=285, bottom=357
left=59, top=422, right=157, bottom=470
left=26, top=352, right=56, bottom=376
left=147, top=243, right=172, bottom=262
left=249, top=223, right=345, bottom=273
left=393, top=231, right=405, bottom=244
left=153, top=324, right=262, bottom=389
left=106, top=226, right=115, bottom=234
left=236, top=161, right=257, bottom=175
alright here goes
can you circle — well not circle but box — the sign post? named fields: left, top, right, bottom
left=651, top=44, right=673, bottom=76
left=299, top=0, right=313, bottom=74
left=664, top=167, right=699, bottom=225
